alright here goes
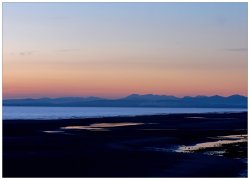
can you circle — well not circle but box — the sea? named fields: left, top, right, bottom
left=2, top=106, right=247, bottom=120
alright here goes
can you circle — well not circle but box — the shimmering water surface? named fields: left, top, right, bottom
left=3, top=106, right=247, bottom=120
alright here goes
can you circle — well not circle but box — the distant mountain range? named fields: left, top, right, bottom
left=3, top=94, right=247, bottom=108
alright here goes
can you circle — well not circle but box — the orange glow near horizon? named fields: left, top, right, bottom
left=3, top=54, right=247, bottom=99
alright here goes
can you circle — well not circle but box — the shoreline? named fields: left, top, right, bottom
left=3, top=112, right=248, bottom=177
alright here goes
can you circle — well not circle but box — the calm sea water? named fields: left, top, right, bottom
left=2, top=106, right=247, bottom=120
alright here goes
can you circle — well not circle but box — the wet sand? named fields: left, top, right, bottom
left=3, top=112, right=247, bottom=177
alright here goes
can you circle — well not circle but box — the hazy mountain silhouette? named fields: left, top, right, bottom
left=3, top=94, right=247, bottom=108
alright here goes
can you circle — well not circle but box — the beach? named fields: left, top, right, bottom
left=3, top=112, right=247, bottom=177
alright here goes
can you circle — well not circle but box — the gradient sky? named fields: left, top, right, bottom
left=3, top=3, right=248, bottom=99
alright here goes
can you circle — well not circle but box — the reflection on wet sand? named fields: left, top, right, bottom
left=43, top=130, right=64, bottom=134
left=176, top=134, right=247, bottom=153
left=61, top=122, right=144, bottom=131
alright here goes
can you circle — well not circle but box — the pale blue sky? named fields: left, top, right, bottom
left=4, top=3, right=247, bottom=53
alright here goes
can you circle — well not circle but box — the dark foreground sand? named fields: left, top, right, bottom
left=3, top=112, right=248, bottom=177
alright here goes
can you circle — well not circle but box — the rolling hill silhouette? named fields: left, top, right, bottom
left=3, top=94, right=247, bottom=108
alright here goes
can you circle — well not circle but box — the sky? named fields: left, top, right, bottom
left=3, top=3, right=248, bottom=99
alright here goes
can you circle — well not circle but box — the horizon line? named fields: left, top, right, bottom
left=3, top=93, right=247, bottom=100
